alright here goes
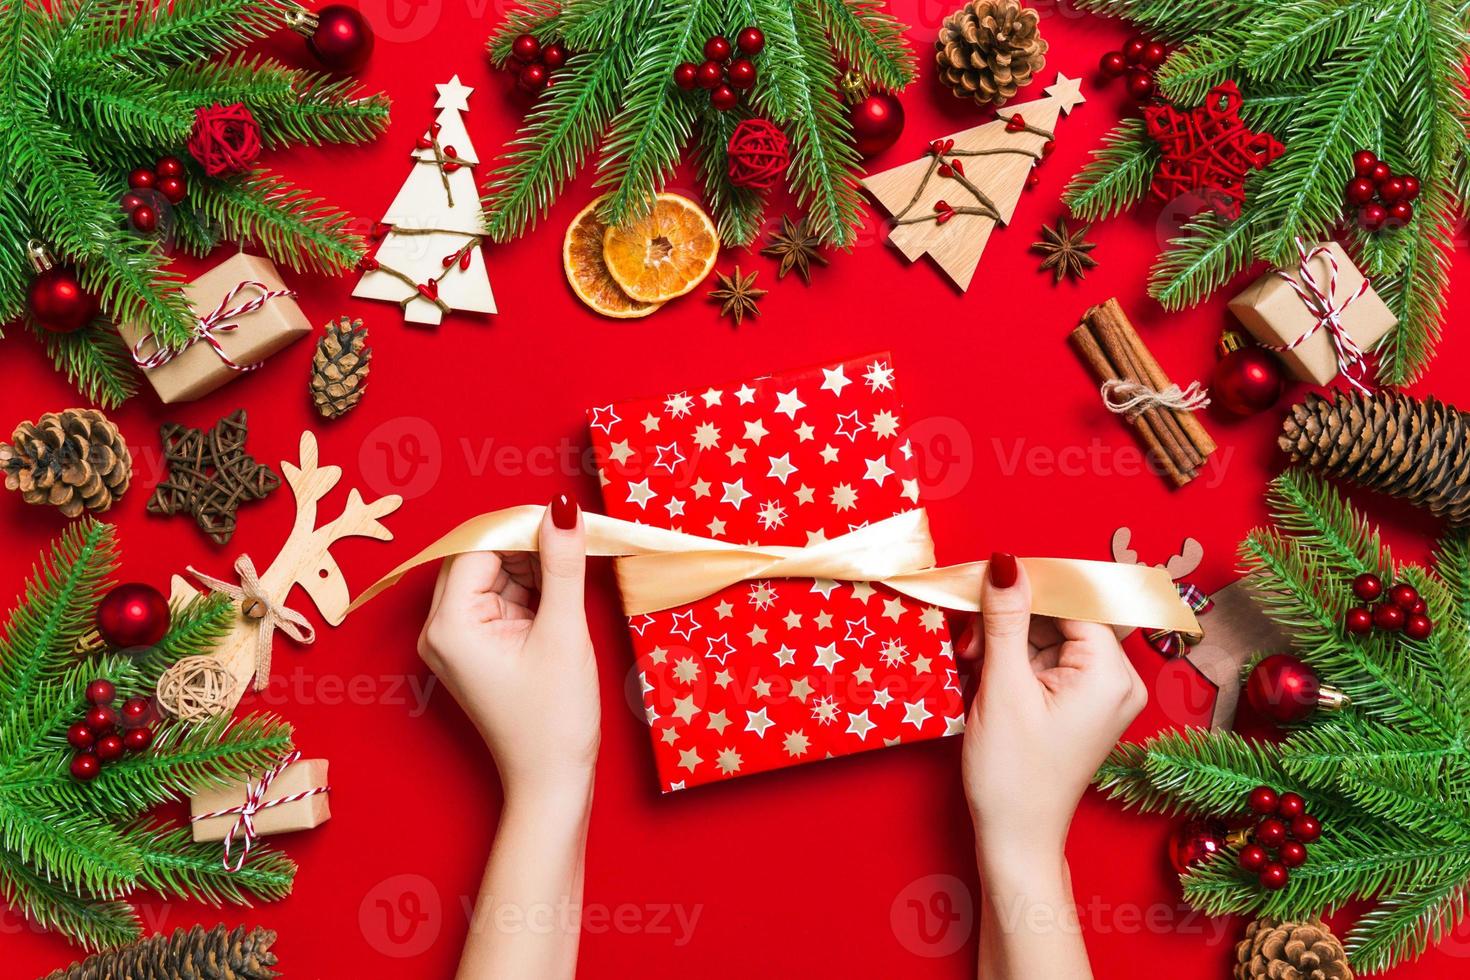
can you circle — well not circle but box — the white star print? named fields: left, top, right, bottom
left=850, top=581, right=875, bottom=602
left=653, top=443, right=686, bottom=471
left=693, top=422, right=721, bottom=449
left=744, top=707, right=776, bottom=738
left=812, top=696, right=840, bottom=725
left=691, top=479, right=712, bottom=498
left=608, top=439, right=634, bottom=464
left=678, top=747, right=702, bottom=771
left=864, top=456, right=894, bottom=485
left=783, top=730, right=811, bottom=757
left=870, top=410, right=900, bottom=438
left=881, top=596, right=906, bottom=621
left=721, top=479, right=751, bottom=508
left=669, top=610, right=700, bottom=640
left=794, top=485, right=816, bottom=505
left=944, top=715, right=967, bottom=736
left=872, top=687, right=894, bottom=708
left=813, top=643, right=843, bottom=672
left=902, top=700, right=933, bottom=729
left=589, top=405, right=621, bottom=433
left=707, top=516, right=727, bottom=536
left=845, top=618, right=875, bottom=646
left=641, top=413, right=660, bottom=432
left=664, top=497, right=685, bottom=518
left=704, top=633, right=736, bottom=664
left=757, top=500, right=787, bottom=529
left=794, top=422, right=815, bottom=441
left=671, top=695, right=699, bottom=723
left=701, top=388, right=723, bottom=406
left=766, top=453, right=798, bottom=483
left=845, top=710, right=877, bottom=739
left=820, top=444, right=840, bottom=463
left=834, top=411, right=867, bottom=441
left=630, top=615, right=656, bottom=636
left=774, top=388, right=806, bottom=418
left=735, top=384, right=756, bottom=404
left=831, top=483, right=858, bottom=511
left=901, top=478, right=921, bottom=503
left=716, top=747, right=743, bottom=774
left=707, top=710, right=731, bottom=734
left=864, top=360, right=894, bottom=391
left=821, top=364, right=852, bottom=395
left=626, top=478, right=657, bottom=508
left=664, top=391, right=693, bottom=417
left=725, top=445, right=747, bottom=464
left=714, top=600, right=734, bottom=618
left=879, top=639, right=907, bottom=667
left=811, top=578, right=839, bottom=599
left=788, top=676, right=814, bottom=702
left=749, top=581, right=775, bottom=609
left=743, top=418, right=769, bottom=444
left=920, top=607, right=947, bottom=632
left=774, top=645, right=796, bottom=666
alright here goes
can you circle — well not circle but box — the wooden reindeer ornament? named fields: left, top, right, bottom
left=1111, top=527, right=1291, bottom=729
left=157, top=431, right=403, bottom=720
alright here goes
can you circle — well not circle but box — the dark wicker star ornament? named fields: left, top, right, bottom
left=761, top=215, right=828, bottom=284
left=146, top=409, right=280, bottom=545
left=708, top=266, right=767, bottom=326
left=1031, top=219, right=1098, bottom=283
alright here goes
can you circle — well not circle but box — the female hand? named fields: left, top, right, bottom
left=416, top=494, right=600, bottom=799
left=959, top=553, right=1147, bottom=872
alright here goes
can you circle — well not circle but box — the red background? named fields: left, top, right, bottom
left=7, top=1, right=1470, bottom=976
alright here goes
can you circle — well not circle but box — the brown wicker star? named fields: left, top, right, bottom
left=146, top=410, right=280, bottom=545
left=761, top=215, right=828, bottom=284
left=708, top=266, right=767, bottom=326
left=1031, top=219, right=1098, bottom=283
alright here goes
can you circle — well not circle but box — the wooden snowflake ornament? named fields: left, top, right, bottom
left=861, top=74, right=1085, bottom=291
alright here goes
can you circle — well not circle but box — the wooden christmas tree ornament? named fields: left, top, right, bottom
left=861, top=74, right=1084, bottom=290
left=156, top=431, right=402, bottom=720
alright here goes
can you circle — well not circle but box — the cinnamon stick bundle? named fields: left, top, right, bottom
left=1070, top=298, right=1217, bottom=487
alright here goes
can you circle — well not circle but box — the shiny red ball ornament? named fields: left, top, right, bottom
left=1352, top=572, right=1384, bottom=601
left=1280, top=840, right=1308, bottom=868
left=85, top=679, right=116, bottom=705
left=1277, top=792, right=1305, bottom=819
left=1374, top=603, right=1405, bottom=631
left=27, top=265, right=98, bottom=333
left=157, top=175, right=187, bottom=204
left=1360, top=202, right=1388, bottom=231
left=1167, top=818, right=1229, bottom=874
left=71, top=752, right=100, bottom=781
left=95, top=733, right=125, bottom=762
left=696, top=59, right=723, bottom=89
left=1291, top=813, right=1322, bottom=844
left=1389, top=583, right=1420, bottom=610
left=1369, top=161, right=1392, bottom=185
left=673, top=62, right=698, bottom=90
left=518, top=63, right=548, bottom=94
left=1125, top=69, right=1156, bottom=102
left=1345, top=607, right=1373, bottom=635
left=1353, top=149, right=1378, bottom=177
left=96, top=582, right=171, bottom=649
left=541, top=41, right=567, bottom=69
left=1246, top=653, right=1322, bottom=724
left=120, top=696, right=152, bottom=729
left=1248, top=785, right=1279, bottom=815
left=1099, top=50, right=1127, bottom=77
left=1405, top=614, right=1433, bottom=640
left=737, top=26, right=764, bottom=55
left=85, top=705, right=118, bottom=733
left=127, top=167, right=155, bottom=189
left=1344, top=177, right=1376, bottom=205
left=1123, top=35, right=1148, bottom=64
left=1259, top=863, right=1290, bottom=890
left=1211, top=345, right=1283, bottom=417
left=1388, top=201, right=1414, bottom=226
left=1379, top=176, right=1406, bottom=202
left=123, top=726, right=154, bottom=752
left=710, top=83, right=739, bottom=112
left=1238, top=844, right=1268, bottom=872
left=846, top=91, right=904, bottom=157
left=129, top=204, right=158, bottom=233
left=306, top=5, right=374, bottom=72
left=726, top=57, right=757, bottom=90
left=1402, top=175, right=1421, bottom=200
left=1140, top=42, right=1167, bottom=67
left=704, top=35, right=732, bottom=62
left=155, top=156, right=184, bottom=178
left=66, top=722, right=96, bottom=750
left=1255, top=817, right=1288, bottom=848
left=511, top=33, right=541, bottom=63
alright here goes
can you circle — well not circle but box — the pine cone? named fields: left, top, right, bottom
left=41, top=924, right=280, bottom=980
left=1, top=409, right=131, bottom=517
left=935, top=0, right=1047, bottom=107
left=310, top=316, right=371, bottom=419
left=1235, top=917, right=1353, bottom=980
left=1279, top=390, right=1470, bottom=526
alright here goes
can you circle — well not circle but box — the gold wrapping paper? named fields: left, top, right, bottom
left=347, top=506, right=1202, bottom=636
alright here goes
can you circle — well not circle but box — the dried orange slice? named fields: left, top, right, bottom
left=601, top=193, right=719, bottom=304
left=564, top=196, right=661, bottom=319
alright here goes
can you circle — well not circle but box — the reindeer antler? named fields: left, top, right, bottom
left=1111, top=527, right=1205, bottom=581
left=1111, top=527, right=1140, bottom=566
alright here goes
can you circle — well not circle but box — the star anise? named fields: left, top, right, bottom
left=708, top=266, right=767, bottom=326
left=761, top=214, right=828, bottom=284
left=1031, top=219, right=1098, bottom=283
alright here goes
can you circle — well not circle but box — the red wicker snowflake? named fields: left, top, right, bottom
left=1143, top=81, right=1283, bottom=220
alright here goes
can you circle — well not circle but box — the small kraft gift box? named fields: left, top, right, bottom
left=190, top=755, right=330, bottom=847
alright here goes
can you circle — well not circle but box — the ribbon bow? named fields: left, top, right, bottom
left=1266, top=239, right=1374, bottom=392
left=190, top=751, right=329, bottom=872
left=132, top=280, right=294, bottom=371
left=1144, top=582, right=1214, bottom=656
left=189, top=555, right=316, bottom=690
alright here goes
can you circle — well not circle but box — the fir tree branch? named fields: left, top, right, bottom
left=0, top=846, right=141, bottom=951
left=1375, top=180, right=1453, bottom=384
left=694, top=107, right=767, bottom=247
left=809, top=0, right=916, bottom=92
left=0, top=789, right=141, bottom=899
left=486, top=0, right=563, bottom=63
left=1062, top=119, right=1156, bottom=222
left=28, top=320, right=140, bottom=409
left=50, top=68, right=193, bottom=148
left=1069, top=0, right=1264, bottom=40
left=1155, top=34, right=1245, bottom=107
left=58, top=0, right=290, bottom=74
left=1348, top=873, right=1470, bottom=973
left=132, top=823, right=295, bottom=906
left=191, top=169, right=364, bottom=273
left=1238, top=0, right=1377, bottom=83
left=1148, top=212, right=1259, bottom=310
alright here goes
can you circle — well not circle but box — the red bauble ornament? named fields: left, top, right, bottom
left=1402, top=175, right=1421, bottom=200
left=1345, top=607, right=1373, bottom=634
left=673, top=62, right=698, bottom=90
left=726, top=57, right=757, bottom=90
left=1212, top=343, right=1283, bottom=417
left=1389, top=583, right=1420, bottom=610
left=188, top=102, right=262, bottom=176
left=127, top=167, right=155, bottom=189
left=1099, top=51, right=1127, bottom=77
left=66, top=722, right=96, bottom=750
left=1369, top=161, right=1392, bottom=185
left=1353, top=149, right=1378, bottom=177
left=123, top=726, right=154, bottom=752
left=96, top=582, right=171, bottom=649
left=1280, top=840, right=1308, bottom=868
left=1344, top=177, right=1376, bottom=205
left=1123, top=35, right=1148, bottom=64
left=1406, top=614, right=1433, bottom=640
left=1277, top=792, right=1305, bottom=819
left=1374, top=603, right=1405, bottom=631
left=696, top=59, right=723, bottom=89
left=1360, top=202, right=1388, bottom=231
left=704, top=35, right=732, bottom=62
left=1291, top=813, right=1322, bottom=844
left=518, top=63, right=548, bottom=93
left=1126, top=69, right=1156, bottom=102
left=1388, top=201, right=1414, bottom=226
left=846, top=91, right=904, bottom=157
left=542, top=41, right=567, bottom=69
left=1247, top=786, right=1279, bottom=815
left=129, top=204, right=158, bottom=233
left=511, top=33, right=541, bottom=63
left=737, top=26, right=765, bottom=55
left=27, top=265, right=98, bottom=333
left=305, top=5, right=374, bottom=72
left=710, top=83, right=739, bottom=111
left=120, top=696, right=152, bottom=728
left=726, top=118, right=789, bottom=191
left=1238, top=844, right=1268, bottom=872
left=1140, top=42, right=1167, bottom=67
left=155, top=156, right=184, bottom=178
left=86, top=679, right=116, bottom=705
left=1167, top=818, right=1229, bottom=874
left=1246, top=653, right=1322, bottom=724
left=70, top=752, right=100, bottom=781
left=85, top=704, right=118, bottom=733
left=95, top=733, right=125, bottom=762
left=1255, top=817, right=1288, bottom=848
left=1352, top=572, right=1384, bottom=601
left=157, top=175, right=187, bottom=204
left=1259, top=863, right=1290, bottom=890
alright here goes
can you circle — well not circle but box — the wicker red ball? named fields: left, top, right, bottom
left=726, top=118, right=790, bottom=192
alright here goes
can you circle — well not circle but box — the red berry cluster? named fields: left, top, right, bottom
left=1098, top=34, right=1166, bottom=103
left=1344, top=573, right=1432, bottom=640
left=1345, top=150, right=1420, bottom=232
left=509, top=34, right=569, bottom=94
left=673, top=28, right=764, bottom=112
left=67, top=679, right=154, bottom=781
left=1238, top=786, right=1321, bottom=890
left=122, top=157, right=187, bottom=233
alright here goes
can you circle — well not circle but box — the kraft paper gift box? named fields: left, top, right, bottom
left=1227, top=241, right=1397, bottom=386
left=119, top=252, right=312, bottom=403
left=190, top=758, right=330, bottom=842
left=587, top=354, right=965, bottom=792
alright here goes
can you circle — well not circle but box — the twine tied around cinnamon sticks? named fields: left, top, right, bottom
left=1071, top=299, right=1217, bottom=487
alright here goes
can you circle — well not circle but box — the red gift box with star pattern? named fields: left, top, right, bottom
left=588, top=354, right=966, bottom=792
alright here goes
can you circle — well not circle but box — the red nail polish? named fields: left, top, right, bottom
left=551, top=493, right=578, bottom=529
left=988, top=552, right=1018, bottom=589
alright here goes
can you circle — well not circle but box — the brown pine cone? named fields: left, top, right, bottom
left=1235, top=917, right=1353, bottom=980
left=41, top=924, right=280, bottom=980
left=310, top=316, right=371, bottom=419
left=1279, top=389, right=1470, bottom=526
left=1, top=408, right=131, bottom=518
left=935, top=0, right=1047, bottom=107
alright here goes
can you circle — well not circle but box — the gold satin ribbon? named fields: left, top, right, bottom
left=347, top=506, right=1202, bottom=636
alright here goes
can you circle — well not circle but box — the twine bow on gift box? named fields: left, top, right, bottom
left=1265, top=239, right=1375, bottom=392
left=1143, top=582, right=1214, bottom=656
left=190, top=751, right=329, bottom=872
left=131, top=280, right=294, bottom=371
